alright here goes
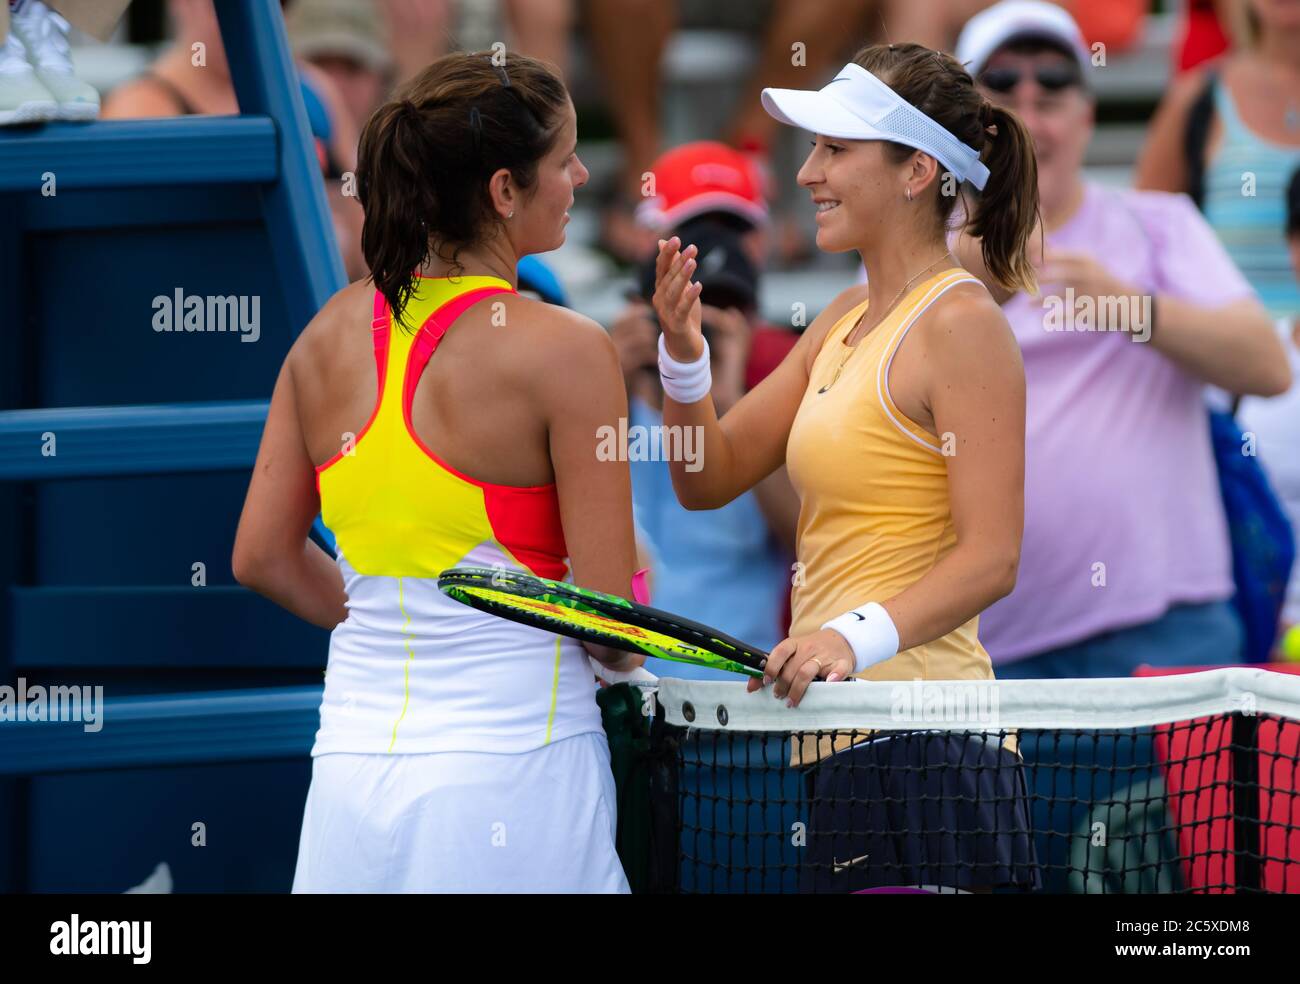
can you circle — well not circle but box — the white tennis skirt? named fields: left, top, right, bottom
left=292, top=731, right=630, bottom=893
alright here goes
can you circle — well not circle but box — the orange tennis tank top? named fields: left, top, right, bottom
left=786, top=267, right=995, bottom=683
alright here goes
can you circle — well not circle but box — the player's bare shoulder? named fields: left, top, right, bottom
left=506, top=294, right=612, bottom=353
left=918, top=277, right=1022, bottom=373
left=504, top=295, right=623, bottom=401
left=925, top=277, right=1012, bottom=339
left=286, top=279, right=374, bottom=374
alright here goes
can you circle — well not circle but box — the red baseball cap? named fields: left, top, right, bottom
left=635, top=141, right=769, bottom=231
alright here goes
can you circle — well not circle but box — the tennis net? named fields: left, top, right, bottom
left=617, top=667, right=1300, bottom=893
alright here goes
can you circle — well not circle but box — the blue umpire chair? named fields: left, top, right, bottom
left=0, top=1, right=343, bottom=892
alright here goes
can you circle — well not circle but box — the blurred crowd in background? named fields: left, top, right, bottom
left=3, top=0, right=1299, bottom=681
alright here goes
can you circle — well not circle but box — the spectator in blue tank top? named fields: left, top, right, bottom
left=1137, top=0, right=1300, bottom=320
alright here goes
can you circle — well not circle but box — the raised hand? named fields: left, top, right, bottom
left=652, top=236, right=704, bottom=362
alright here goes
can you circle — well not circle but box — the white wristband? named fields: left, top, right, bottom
left=821, top=602, right=900, bottom=675
left=657, top=334, right=712, bottom=404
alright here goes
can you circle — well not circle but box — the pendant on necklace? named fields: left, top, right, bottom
left=819, top=337, right=858, bottom=394
left=818, top=362, right=845, bottom=394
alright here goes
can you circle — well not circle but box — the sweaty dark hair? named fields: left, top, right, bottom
left=852, top=43, right=1040, bottom=293
left=356, top=51, right=569, bottom=326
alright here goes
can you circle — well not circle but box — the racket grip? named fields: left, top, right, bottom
left=590, top=656, right=659, bottom=687
left=630, top=567, right=650, bottom=605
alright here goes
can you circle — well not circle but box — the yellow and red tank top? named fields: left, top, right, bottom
left=311, top=275, right=601, bottom=756
left=786, top=267, right=995, bottom=684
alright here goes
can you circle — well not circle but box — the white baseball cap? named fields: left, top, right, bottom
left=761, top=62, right=991, bottom=190
left=955, top=0, right=1091, bottom=78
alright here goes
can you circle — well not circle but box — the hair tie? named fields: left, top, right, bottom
left=491, top=59, right=511, bottom=87
left=979, top=101, right=998, bottom=138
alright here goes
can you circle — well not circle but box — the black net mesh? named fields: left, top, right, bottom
left=633, top=691, right=1300, bottom=894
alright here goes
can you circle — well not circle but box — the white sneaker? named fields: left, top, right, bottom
left=9, top=0, right=99, bottom=121
left=0, top=31, right=57, bottom=125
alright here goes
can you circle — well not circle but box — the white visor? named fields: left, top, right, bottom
left=761, top=62, right=990, bottom=191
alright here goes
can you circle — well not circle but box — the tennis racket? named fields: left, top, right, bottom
left=437, top=566, right=769, bottom=678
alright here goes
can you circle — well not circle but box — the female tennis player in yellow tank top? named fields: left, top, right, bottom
left=655, top=44, right=1038, bottom=708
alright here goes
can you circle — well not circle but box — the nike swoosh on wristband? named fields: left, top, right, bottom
left=851, top=611, right=865, bottom=621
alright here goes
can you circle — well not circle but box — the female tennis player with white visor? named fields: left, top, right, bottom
left=654, top=43, right=1042, bottom=891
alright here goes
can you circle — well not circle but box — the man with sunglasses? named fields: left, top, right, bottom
left=954, top=1, right=1289, bottom=680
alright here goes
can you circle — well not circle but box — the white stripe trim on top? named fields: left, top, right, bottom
left=875, top=273, right=981, bottom=455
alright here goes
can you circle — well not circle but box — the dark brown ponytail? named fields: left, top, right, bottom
left=968, top=103, right=1038, bottom=294
left=852, top=43, right=1039, bottom=294
left=356, top=51, right=569, bottom=326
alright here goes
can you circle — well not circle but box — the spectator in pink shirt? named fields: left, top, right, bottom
left=954, top=1, right=1290, bottom=678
